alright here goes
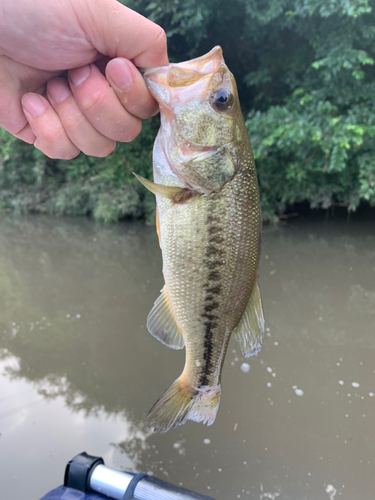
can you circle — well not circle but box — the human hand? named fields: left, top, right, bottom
left=0, top=0, right=168, bottom=159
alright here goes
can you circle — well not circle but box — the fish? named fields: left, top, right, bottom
left=134, top=46, right=264, bottom=433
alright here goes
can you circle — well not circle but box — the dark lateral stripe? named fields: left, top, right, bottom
left=204, top=301, right=219, bottom=312
left=208, top=270, right=221, bottom=281
left=209, top=235, right=224, bottom=244
left=198, top=207, right=223, bottom=387
left=205, top=260, right=223, bottom=270
left=206, top=285, right=221, bottom=295
left=205, top=245, right=224, bottom=257
left=199, top=322, right=214, bottom=386
left=206, top=215, right=220, bottom=223
left=201, top=312, right=217, bottom=321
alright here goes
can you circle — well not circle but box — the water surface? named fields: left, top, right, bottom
left=0, top=215, right=374, bottom=500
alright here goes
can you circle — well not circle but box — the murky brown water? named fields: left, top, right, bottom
left=0, top=214, right=374, bottom=500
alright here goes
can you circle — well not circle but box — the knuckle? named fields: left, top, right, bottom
left=120, top=121, right=142, bottom=143
left=63, top=150, right=80, bottom=160
left=80, top=87, right=108, bottom=113
left=63, top=113, right=84, bottom=132
left=132, top=95, right=156, bottom=119
left=84, top=141, right=116, bottom=158
left=43, top=148, right=79, bottom=160
left=35, top=127, right=80, bottom=159
left=40, top=123, right=62, bottom=144
left=154, top=26, right=167, bottom=49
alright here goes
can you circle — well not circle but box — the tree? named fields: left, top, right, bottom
left=1, top=0, right=374, bottom=221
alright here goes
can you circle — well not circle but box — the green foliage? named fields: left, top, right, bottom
left=1, top=0, right=375, bottom=221
left=0, top=119, right=157, bottom=222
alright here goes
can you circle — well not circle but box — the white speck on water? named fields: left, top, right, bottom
left=294, top=389, right=304, bottom=396
left=345, top=414, right=349, bottom=418
left=259, top=483, right=280, bottom=499
left=173, top=443, right=181, bottom=449
left=266, top=327, right=270, bottom=332
left=240, top=363, right=250, bottom=373
left=218, top=468, right=222, bottom=472
left=76, top=314, right=81, bottom=319
left=369, top=392, right=374, bottom=397
left=338, top=380, right=344, bottom=385
left=272, top=373, right=276, bottom=377
left=325, top=484, right=337, bottom=500
left=267, top=382, right=272, bottom=388
left=336, top=363, right=340, bottom=366
left=351, top=382, right=359, bottom=388
left=292, top=385, right=297, bottom=389
left=347, top=393, right=351, bottom=397
left=66, top=314, right=70, bottom=318
left=203, top=439, right=211, bottom=445
left=267, top=367, right=272, bottom=373
left=274, top=341, right=278, bottom=346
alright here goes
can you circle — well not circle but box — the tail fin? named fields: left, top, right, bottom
left=147, top=377, right=221, bottom=433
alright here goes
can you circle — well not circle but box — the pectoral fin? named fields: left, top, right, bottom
left=133, top=173, right=200, bottom=203
left=147, top=286, right=185, bottom=349
left=234, top=281, right=265, bottom=358
left=133, top=173, right=184, bottom=200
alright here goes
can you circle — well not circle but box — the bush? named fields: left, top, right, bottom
left=0, top=118, right=158, bottom=222
left=1, top=0, right=374, bottom=222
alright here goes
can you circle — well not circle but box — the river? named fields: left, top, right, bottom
left=0, top=214, right=374, bottom=500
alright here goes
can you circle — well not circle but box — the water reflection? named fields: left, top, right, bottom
left=0, top=215, right=374, bottom=499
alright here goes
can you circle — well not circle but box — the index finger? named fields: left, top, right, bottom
left=80, top=0, right=169, bottom=68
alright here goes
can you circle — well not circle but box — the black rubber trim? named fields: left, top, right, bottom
left=122, top=472, right=148, bottom=500
left=64, top=452, right=104, bottom=492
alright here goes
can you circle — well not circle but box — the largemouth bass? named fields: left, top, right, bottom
left=135, top=46, right=264, bottom=433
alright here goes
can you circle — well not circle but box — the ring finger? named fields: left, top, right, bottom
left=22, top=93, right=80, bottom=160
left=47, top=78, right=116, bottom=157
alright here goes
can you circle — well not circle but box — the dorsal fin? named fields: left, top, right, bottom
left=234, top=281, right=264, bottom=357
left=147, top=287, right=184, bottom=349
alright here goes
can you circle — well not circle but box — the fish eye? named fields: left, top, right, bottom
left=209, top=88, right=234, bottom=111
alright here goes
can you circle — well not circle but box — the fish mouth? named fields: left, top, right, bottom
left=143, top=46, right=224, bottom=106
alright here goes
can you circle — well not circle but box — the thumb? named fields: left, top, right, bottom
left=79, top=0, right=168, bottom=68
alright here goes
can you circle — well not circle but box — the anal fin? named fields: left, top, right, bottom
left=147, top=286, right=184, bottom=349
left=234, top=281, right=265, bottom=357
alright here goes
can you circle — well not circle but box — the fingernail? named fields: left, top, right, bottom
left=107, top=59, right=133, bottom=90
left=22, top=94, right=46, bottom=117
left=69, top=65, right=91, bottom=87
left=48, top=80, right=71, bottom=104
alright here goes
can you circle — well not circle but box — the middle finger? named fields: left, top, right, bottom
left=68, top=63, right=142, bottom=143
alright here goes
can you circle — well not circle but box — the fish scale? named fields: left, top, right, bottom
left=157, top=155, right=261, bottom=386
left=136, top=46, right=264, bottom=432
